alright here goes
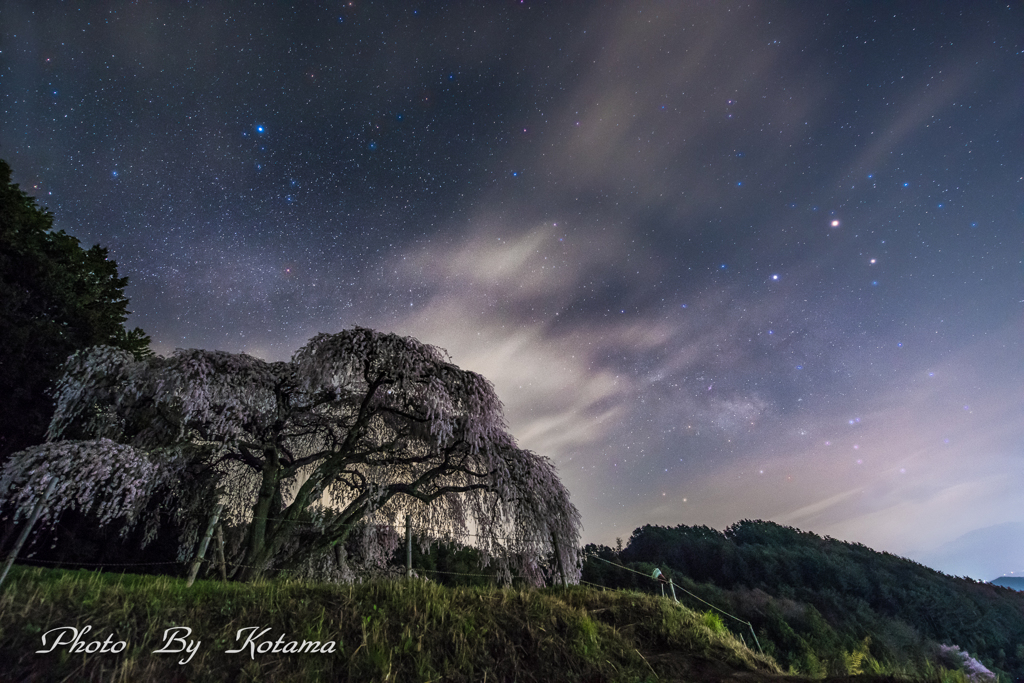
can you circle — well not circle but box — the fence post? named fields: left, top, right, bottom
left=748, top=623, right=764, bottom=655
left=215, top=525, right=228, bottom=581
left=405, top=515, right=413, bottom=579
left=0, top=477, right=60, bottom=589
left=187, top=502, right=224, bottom=587
left=550, top=531, right=568, bottom=588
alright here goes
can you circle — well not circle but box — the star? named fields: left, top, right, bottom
left=3, top=0, right=1019, bottom=585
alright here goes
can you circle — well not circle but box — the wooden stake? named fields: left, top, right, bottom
left=0, top=477, right=59, bottom=589
left=748, top=623, right=764, bottom=655
left=215, top=524, right=228, bottom=581
left=550, top=531, right=568, bottom=588
left=405, top=515, right=413, bottom=579
left=187, top=502, right=224, bottom=587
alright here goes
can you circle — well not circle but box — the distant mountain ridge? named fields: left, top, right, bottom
left=991, top=576, right=1024, bottom=590
left=909, top=521, right=1024, bottom=580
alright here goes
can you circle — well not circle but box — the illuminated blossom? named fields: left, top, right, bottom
left=1, top=328, right=582, bottom=583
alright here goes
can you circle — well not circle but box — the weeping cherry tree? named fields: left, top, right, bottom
left=0, top=327, right=582, bottom=583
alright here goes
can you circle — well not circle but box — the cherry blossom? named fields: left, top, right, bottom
left=2, top=328, right=582, bottom=583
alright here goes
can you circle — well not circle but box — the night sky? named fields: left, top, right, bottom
left=3, top=2, right=1022, bottom=580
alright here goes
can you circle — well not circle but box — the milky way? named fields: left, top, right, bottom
left=3, top=2, right=1022, bottom=579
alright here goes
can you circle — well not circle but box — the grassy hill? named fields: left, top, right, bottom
left=0, top=564, right=782, bottom=682
left=583, top=521, right=1024, bottom=681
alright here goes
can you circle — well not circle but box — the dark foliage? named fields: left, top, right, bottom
left=0, top=158, right=153, bottom=571
left=583, top=520, right=1024, bottom=679
left=0, top=158, right=150, bottom=463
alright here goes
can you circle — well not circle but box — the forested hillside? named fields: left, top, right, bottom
left=583, top=521, right=1024, bottom=679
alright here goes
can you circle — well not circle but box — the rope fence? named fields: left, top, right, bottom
left=2, top=514, right=565, bottom=565
left=0, top=503, right=566, bottom=588
left=3, top=501, right=766, bottom=657
left=9, top=553, right=766, bottom=655
left=590, top=556, right=763, bottom=655
left=5, top=555, right=531, bottom=587
left=0, top=476, right=580, bottom=590
left=4, top=499, right=758, bottom=654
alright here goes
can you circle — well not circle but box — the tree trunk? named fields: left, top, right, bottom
left=237, top=452, right=282, bottom=580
